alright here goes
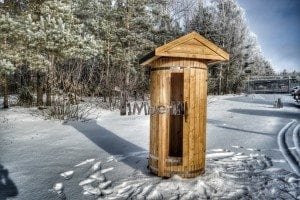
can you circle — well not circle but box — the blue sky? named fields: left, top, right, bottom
left=237, top=0, right=300, bottom=72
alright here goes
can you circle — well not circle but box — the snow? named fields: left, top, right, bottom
left=53, top=182, right=63, bottom=192
left=100, top=168, right=114, bottom=174
left=277, top=120, right=300, bottom=175
left=0, top=94, right=299, bottom=199
left=74, top=158, right=95, bottom=167
left=293, top=124, right=300, bottom=156
left=60, top=170, right=74, bottom=180
left=92, top=161, right=102, bottom=171
left=79, top=178, right=96, bottom=186
left=206, top=152, right=235, bottom=159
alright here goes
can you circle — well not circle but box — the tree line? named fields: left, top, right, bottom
left=0, top=0, right=274, bottom=112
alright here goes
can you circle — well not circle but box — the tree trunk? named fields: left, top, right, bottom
left=46, top=76, right=51, bottom=106
left=36, top=70, right=43, bottom=106
left=3, top=73, right=9, bottom=109
left=105, top=41, right=110, bottom=87
left=120, top=91, right=127, bottom=115
left=46, top=55, right=55, bottom=106
left=218, top=65, right=222, bottom=95
left=46, top=86, right=51, bottom=106
left=224, top=66, right=229, bottom=94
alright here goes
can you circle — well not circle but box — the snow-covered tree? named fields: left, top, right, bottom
left=189, top=0, right=274, bottom=94
left=0, top=13, right=22, bottom=108
left=23, top=0, right=100, bottom=106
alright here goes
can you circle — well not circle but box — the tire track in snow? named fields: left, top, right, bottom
left=292, top=124, right=300, bottom=156
left=277, top=120, right=300, bottom=175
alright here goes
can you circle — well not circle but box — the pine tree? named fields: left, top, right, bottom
left=113, top=0, right=155, bottom=92
left=190, top=0, right=274, bottom=94
left=0, top=13, right=22, bottom=108
left=23, top=0, right=99, bottom=106
left=149, top=1, right=182, bottom=45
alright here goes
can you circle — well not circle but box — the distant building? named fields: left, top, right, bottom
left=245, top=76, right=300, bottom=93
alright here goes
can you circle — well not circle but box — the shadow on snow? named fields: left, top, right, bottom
left=68, top=120, right=149, bottom=174
left=0, top=164, right=18, bottom=200
left=215, top=125, right=275, bottom=136
left=228, top=108, right=300, bottom=120
left=225, top=95, right=300, bottom=109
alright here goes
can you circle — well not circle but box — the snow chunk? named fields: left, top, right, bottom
left=75, top=158, right=95, bottom=167
left=226, top=188, right=248, bottom=199
left=266, top=167, right=283, bottom=172
left=106, top=156, right=116, bottom=163
left=90, top=171, right=106, bottom=182
left=100, top=167, right=114, bottom=174
left=206, top=152, right=235, bottom=159
left=60, top=170, right=74, bottom=180
left=83, top=184, right=101, bottom=196
left=146, top=189, right=163, bottom=200
left=79, top=178, right=96, bottom=186
left=287, top=176, right=300, bottom=183
left=271, top=159, right=286, bottom=163
left=102, top=188, right=113, bottom=195
left=53, top=182, right=63, bottom=192
left=91, top=161, right=102, bottom=172
left=209, top=148, right=225, bottom=152
left=99, top=181, right=112, bottom=189
left=117, top=185, right=132, bottom=194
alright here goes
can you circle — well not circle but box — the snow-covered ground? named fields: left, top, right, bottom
left=0, top=94, right=299, bottom=199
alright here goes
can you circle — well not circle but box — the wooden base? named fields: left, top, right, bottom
left=149, top=165, right=205, bottom=178
left=149, top=156, right=205, bottom=178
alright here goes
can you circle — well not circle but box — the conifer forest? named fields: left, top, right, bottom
left=1, top=1, right=300, bottom=199
left=1, top=0, right=274, bottom=116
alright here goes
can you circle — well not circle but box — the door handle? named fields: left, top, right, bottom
left=184, top=101, right=188, bottom=122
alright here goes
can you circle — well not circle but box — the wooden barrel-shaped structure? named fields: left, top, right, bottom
left=140, top=32, right=229, bottom=178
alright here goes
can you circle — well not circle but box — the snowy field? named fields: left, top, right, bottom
left=0, top=94, right=299, bottom=199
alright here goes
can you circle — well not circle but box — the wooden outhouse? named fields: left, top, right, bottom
left=140, top=31, right=229, bottom=178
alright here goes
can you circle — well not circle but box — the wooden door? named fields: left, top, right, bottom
left=182, top=62, right=207, bottom=172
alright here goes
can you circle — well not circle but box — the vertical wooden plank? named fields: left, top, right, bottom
left=189, top=62, right=196, bottom=171
left=164, top=58, right=171, bottom=176
left=149, top=67, right=154, bottom=169
left=152, top=61, right=158, bottom=172
left=194, top=62, right=201, bottom=168
left=202, top=63, right=208, bottom=169
left=152, top=60, right=157, bottom=173
left=157, top=58, right=162, bottom=176
left=155, top=60, right=160, bottom=170
left=149, top=61, right=153, bottom=170
left=198, top=67, right=203, bottom=169
left=168, top=58, right=172, bottom=176
left=183, top=59, right=190, bottom=169
left=168, top=59, right=172, bottom=175
left=155, top=60, right=159, bottom=170
left=158, top=58, right=165, bottom=176
left=157, top=57, right=168, bottom=176
left=198, top=64, right=206, bottom=170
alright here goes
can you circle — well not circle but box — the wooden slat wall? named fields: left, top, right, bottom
left=201, top=63, right=208, bottom=169
left=149, top=57, right=208, bottom=178
left=183, top=62, right=190, bottom=169
left=194, top=62, right=200, bottom=169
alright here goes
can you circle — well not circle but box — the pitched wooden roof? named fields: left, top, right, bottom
left=140, top=31, right=229, bottom=66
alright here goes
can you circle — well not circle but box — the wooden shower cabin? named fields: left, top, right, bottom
left=140, top=32, right=229, bottom=178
